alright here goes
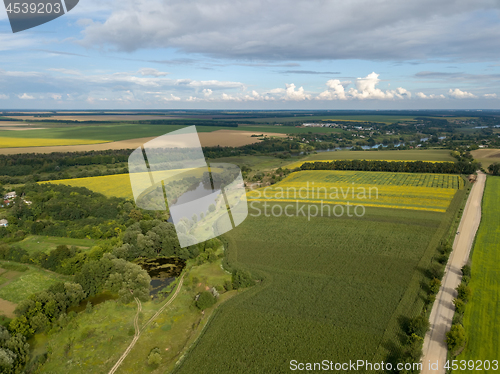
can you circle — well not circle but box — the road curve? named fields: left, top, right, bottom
left=420, top=171, right=486, bottom=374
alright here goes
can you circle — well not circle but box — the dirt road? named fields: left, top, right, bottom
left=108, top=273, right=185, bottom=374
left=420, top=171, right=486, bottom=374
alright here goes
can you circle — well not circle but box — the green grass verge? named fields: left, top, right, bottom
left=456, top=176, right=500, bottom=370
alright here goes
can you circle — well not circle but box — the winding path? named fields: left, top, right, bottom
left=108, top=273, right=186, bottom=374
left=420, top=172, right=486, bottom=374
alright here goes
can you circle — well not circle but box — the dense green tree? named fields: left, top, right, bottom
left=196, top=291, right=216, bottom=310
left=488, top=162, right=500, bottom=175
left=407, top=316, right=430, bottom=338
left=232, top=269, right=254, bottom=289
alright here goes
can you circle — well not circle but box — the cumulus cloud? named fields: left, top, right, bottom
left=416, top=92, right=446, bottom=99
left=448, top=88, right=477, bottom=99
left=160, top=94, right=181, bottom=101
left=79, top=0, right=500, bottom=61
left=484, top=93, right=497, bottom=98
left=18, top=93, right=34, bottom=99
left=284, top=83, right=311, bottom=101
left=328, top=72, right=411, bottom=100
left=0, top=94, right=8, bottom=99
left=317, top=79, right=349, bottom=100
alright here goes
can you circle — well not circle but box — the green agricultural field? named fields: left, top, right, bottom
left=174, top=188, right=466, bottom=373
left=456, top=176, right=500, bottom=370
left=17, top=235, right=95, bottom=254
left=0, top=123, right=224, bottom=142
left=0, top=262, right=70, bottom=303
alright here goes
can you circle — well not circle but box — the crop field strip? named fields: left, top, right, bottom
left=247, top=170, right=462, bottom=212
left=0, top=137, right=110, bottom=147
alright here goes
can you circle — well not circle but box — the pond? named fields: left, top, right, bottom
left=135, top=257, right=186, bottom=298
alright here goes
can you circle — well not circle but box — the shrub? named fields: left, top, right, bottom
left=461, top=264, right=471, bottom=277
left=426, top=294, right=436, bottom=305
left=453, top=298, right=465, bottom=314
left=429, top=278, right=441, bottom=294
left=436, top=254, right=448, bottom=265
left=428, top=263, right=444, bottom=279
left=446, top=324, right=466, bottom=354
left=223, top=280, right=233, bottom=292
left=85, top=301, right=93, bottom=314
left=408, top=316, right=430, bottom=338
left=147, top=348, right=162, bottom=367
left=457, top=284, right=471, bottom=302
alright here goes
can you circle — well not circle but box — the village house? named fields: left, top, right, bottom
left=3, top=191, right=16, bottom=200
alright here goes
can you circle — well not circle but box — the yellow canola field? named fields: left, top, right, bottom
left=43, top=174, right=134, bottom=198
left=248, top=171, right=460, bottom=213
left=42, top=167, right=224, bottom=199
left=0, top=137, right=109, bottom=148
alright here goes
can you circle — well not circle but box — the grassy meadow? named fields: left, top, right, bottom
left=174, top=193, right=464, bottom=374
left=36, top=258, right=234, bottom=374
left=16, top=235, right=96, bottom=254
left=456, top=176, right=500, bottom=370
left=0, top=261, right=70, bottom=304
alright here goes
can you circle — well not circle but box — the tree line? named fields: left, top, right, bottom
left=299, top=160, right=479, bottom=175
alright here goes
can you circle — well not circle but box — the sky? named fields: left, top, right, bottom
left=1, top=0, right=500, bottom=110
